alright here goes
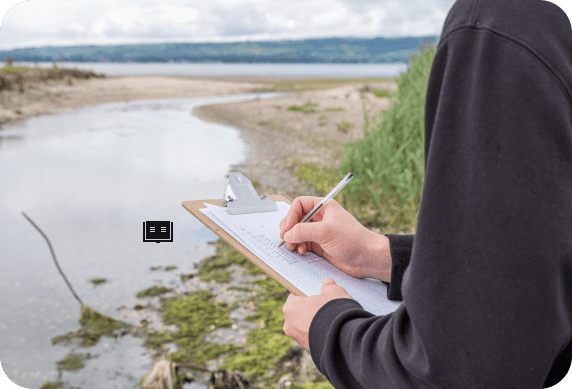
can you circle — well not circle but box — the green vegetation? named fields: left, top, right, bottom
left=222, top=277, right=293, bottom=382
left=371, top=89, right=395, bottom=98
left=294, top=163, right=341, bottom=198
left=336, top=121, right=354, bottom=133
left=288, top=101, right=318, bottom=114
left=159, top=290, right=239, bottom=364
left=56, top=352, right=93, bottom=371
left=200, top=268, right=233, bottom=283
left=136, top=285, right=173, bottom=298
left=40, top=382, right=64, bottom=389
left=0, top=65, right=101, bottom=92
left=164, top=265, right=178, bottom=271
left=324, top=107, right=345, bottom=112
left=192, top=239, right=265, bottom=278
left=89, top=278, right=107, bottom=285
left=0, top=66, right=30, bottom=75
left=52, top=306, right=130, bottom=347
left=317, top=115, right=328, bottom=126
left=256, top=78, right=395, bottom=93
left=339, top=44, right=437, bottom=232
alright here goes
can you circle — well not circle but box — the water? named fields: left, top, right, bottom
left=16, top=61, right=407, bottom=78
left=0, top=92, right=281, bottom=389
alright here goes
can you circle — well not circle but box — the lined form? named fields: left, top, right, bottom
left=200, top=201, right=401, bottom=316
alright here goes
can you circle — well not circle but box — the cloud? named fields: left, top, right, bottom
left=0, top=0, right=456, bottom=50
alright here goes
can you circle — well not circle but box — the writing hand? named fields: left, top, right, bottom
left=279, top=196, right=392, bottom=282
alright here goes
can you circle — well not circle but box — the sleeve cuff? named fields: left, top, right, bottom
left=309, top=298, right=365, bottom=373
left=384, top=234, right=414, bottom=301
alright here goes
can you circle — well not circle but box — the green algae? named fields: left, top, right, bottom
left=140, top=239, right=328, bottom=387
left=40, top=382, right=64, bottom=389
left=52, top=305, right=131, bottom=347
left=136, top=285, right=173, bottom=298
left=89, top=278, right=107, bottom=285
left=159, top=290, right=239, bottom=364
left=56, top=352, right=94, bottom=371
left=199, top=268, right=233, bottom=283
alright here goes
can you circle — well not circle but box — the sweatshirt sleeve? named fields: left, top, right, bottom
left=308, top=17, right=572, bottom=389
left=384, top=234, right=414, bottom=301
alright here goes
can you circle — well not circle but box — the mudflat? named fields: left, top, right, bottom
left=1, top=73, right=396, bottom=199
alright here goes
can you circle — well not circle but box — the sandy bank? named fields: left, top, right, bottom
left=0, top=75, right=267, bottom=126
left=193, top=81, right=396, bottom=199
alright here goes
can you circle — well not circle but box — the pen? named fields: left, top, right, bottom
left=278, top=173, right=353, bottom=247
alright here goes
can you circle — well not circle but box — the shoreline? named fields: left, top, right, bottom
left=1, top=73, right=396, bottom=202
left=0, top=75, right=269, bottom=128
left=1, top=73, right=397, bottom=388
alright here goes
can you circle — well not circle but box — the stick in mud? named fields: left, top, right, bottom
left=21, top=211, right=84, bottom=306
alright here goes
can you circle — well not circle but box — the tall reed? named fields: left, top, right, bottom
left=340, top=44, right=437, bottom=231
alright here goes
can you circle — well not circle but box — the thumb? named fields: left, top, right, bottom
left=321, top=278, right=336, bottom=293
left=284, top=221, right=327, bottom=244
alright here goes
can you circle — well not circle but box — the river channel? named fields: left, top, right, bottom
left=0, top=92, right=281, bottom=389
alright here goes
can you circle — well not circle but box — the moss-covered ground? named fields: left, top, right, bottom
left=137, top=239, right=334, bottom=388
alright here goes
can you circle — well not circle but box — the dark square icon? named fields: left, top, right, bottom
left=143, top=221, right=173, bottom=243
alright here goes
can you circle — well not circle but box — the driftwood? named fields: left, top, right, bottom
left=141, top=356, right=249, bottom=389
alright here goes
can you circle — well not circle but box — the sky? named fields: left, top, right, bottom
left=0, top=0, right=459, bottom=50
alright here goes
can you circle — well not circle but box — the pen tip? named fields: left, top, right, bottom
left=278, top=240, right=285, bottom=247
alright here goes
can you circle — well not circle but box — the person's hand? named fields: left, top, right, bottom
left=279, top=196, right=392, bottom=282
left=283, top=278, right=353, bottom=351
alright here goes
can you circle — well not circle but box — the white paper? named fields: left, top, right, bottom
left=200, top=201, right=401, bottom=316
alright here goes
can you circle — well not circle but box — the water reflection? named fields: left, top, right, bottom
left=0, top=92, right=281, bottom=389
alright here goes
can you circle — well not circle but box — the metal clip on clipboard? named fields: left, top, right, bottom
left=220, top=172, right=278, bottom=214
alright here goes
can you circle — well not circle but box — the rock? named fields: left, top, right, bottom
left=276, top=373, right=293, bottom=389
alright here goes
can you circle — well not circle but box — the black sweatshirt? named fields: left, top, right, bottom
left=308, top=0, right=572, bottom=388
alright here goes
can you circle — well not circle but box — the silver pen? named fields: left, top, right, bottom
left=278, top=173, right=353, bottom=247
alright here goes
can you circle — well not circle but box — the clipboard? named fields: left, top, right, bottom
left=182, top=195, right=306, bottom=296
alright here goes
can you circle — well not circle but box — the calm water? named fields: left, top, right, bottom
left=0, top=92, right=281, bottom=389
left=17, top=61, right=407, bottom=78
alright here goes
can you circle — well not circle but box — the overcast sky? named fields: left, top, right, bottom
left=0, top=0, right=458, bottom=50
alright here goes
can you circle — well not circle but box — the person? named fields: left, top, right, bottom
left=279, top=0, right=572, bottom=387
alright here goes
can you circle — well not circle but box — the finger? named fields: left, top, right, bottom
left=297, top=242, right=307, bottom=255
left=284, top=197, right=323, bottom=232
left=284, top=220, right=328, bottom=245
left=287, top=242, right=298, bottom=251
left=279, top=217, right=287, bottom=238
left=321, top=278, right=336, bottom=293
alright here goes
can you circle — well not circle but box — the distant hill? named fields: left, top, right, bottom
left=0, top=36, right=438, bottom=64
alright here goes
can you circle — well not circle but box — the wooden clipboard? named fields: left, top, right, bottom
left=182, top=195, right=305, bottom=296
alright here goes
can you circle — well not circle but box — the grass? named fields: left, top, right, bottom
left=224, top=77, right=397, bottom=93
left=287, top=101, right=318, bottom=114
left=318, top=115, right=328, bottom=127
left=336, top=121, right=354, bottom=134
left=0, top=66, right=33, bottom=75
left=371, top=89, right=395, bottom=98
left=339, top=44, right=437, bottom=232
left=0, top=65, right=102, bottom=92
